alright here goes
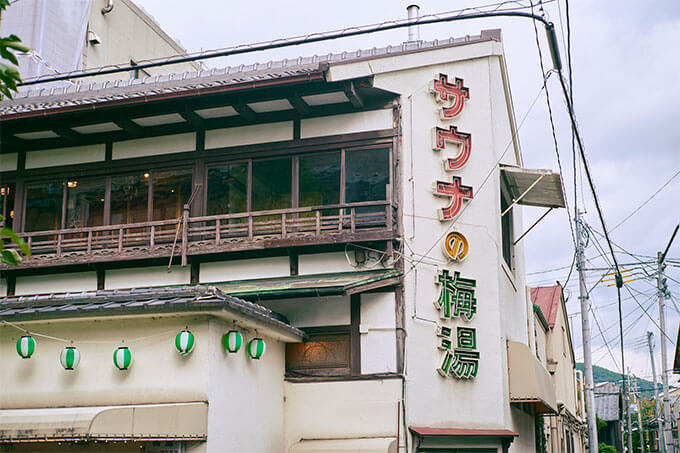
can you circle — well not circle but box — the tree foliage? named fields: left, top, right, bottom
left=598, top=443, right=617, bottom=453
left=0, top=215, right=30, bottom=265
left=0, top=0, right=30, bottom=99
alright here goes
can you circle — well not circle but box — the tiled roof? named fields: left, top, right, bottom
left=530, top=284, right=562, bottom=328
left=1, top=30, right=500, bottom=116
left=0, top=285, right=303, bottom=338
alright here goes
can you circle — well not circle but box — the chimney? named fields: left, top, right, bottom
left=407, top=4, right=420, bottom=42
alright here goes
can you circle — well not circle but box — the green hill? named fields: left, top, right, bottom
left=576, top=363, right=657, bottom=398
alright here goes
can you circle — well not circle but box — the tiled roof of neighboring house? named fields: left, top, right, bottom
left=530, top=283, right=562, bottom=328
left=0, top=285, right=303, bottom=339
left=0, top=30, right=501, bottom=117
left=594, top=382, right=621, bottom=421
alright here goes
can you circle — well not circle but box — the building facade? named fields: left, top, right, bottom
left=0, top=28, right=568, bottom=452
left=531, top=284, right=588, bottom=453
left=1, top=0, right=200, bottom=83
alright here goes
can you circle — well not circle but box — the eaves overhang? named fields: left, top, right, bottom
left=0, top=285, right=304, bottom=343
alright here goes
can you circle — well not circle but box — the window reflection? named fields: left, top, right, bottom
left=299, top=152, right=340, bottom=207
left=252, top=158, right=291, bottom=211
left=207, top=163, right=248, bottom=215
left=345, top=148, right=389, bottom=203
left=110, top=174, right=149, bottom=225
left=25, top=182, right=62, bottom=232
left=152, top=169, right=193, bottom=221
left=65, top=179, right=105, bottom=228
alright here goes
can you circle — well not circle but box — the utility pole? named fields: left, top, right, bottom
left=634, top=375, right=645, bottom=453
left=648, top=331, right=665, bottom=453
left=658, top=225, right=678, bottom=453
left=627, top=368, right=634, bottom=453
left=576, top=212, right=599, bottom=452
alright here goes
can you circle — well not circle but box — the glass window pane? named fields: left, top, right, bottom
left=207, top=163, right=248, bottom=215
left=299, top=152, right=340, bottom=207
left=65, top=179, right=105, bottom=229
left=252, top=158, right=291, bottom=211
left=25, top=182, right=62, bottom=232
left=110, top=173, right=149, bottom=225
left=345, top=148, right=389, bottom=203
left=152, top=169, right=193, bottom=221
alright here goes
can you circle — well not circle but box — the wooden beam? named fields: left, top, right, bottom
left=343, top=81, right=364, bottom=108
left=53, top=127, right=83, bottom=143
left=287, top=91, right=310, bottom=115
left=113, top=118, right=143, bottom=135
left=179, top=108, right=205, bottom=129
left=231, top=101, right=256, bottom=122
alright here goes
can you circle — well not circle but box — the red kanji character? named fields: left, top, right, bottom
left=430, top=73, right=470, bottom=119
left=434, top=176, right=473, bottom=220
left=432, top=125, right=472, bottom=170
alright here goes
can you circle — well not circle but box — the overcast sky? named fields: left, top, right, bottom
left=131, top=0, right=680, bottom=383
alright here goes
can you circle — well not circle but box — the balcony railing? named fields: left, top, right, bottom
left=5, top=200, right=398, bottom=268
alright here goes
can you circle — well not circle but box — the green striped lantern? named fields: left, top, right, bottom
left=247, top=338, right=266, bottom=360
left=223, top=330, right=243, bottom=353
left=175, top=330, right=195, bottom=356
left=60, top=346, right=81, bottom=370
left=113, top=347, right=132, bottom=370
left=16, top=335, right=36, bottom=359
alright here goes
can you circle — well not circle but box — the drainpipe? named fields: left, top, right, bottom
left=102, top=0, right=114, bottom=15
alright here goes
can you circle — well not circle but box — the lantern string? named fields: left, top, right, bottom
left=0, top=320, right=178, bottom=345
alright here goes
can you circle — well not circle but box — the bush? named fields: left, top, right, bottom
left=599, top=443, right=617, bottom=453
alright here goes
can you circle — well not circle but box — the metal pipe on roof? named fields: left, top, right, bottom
left=407, top=5, right=420, bottom=42
left=102, top=0, right=114, bottom=15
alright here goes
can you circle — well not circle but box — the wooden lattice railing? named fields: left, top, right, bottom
left=6, top=200, right=397, bottom=268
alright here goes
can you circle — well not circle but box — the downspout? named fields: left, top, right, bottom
left=101, top=0, right=114, bottom=15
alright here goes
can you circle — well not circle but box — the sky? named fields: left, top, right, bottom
left=122, top=0, right=679, bottom=383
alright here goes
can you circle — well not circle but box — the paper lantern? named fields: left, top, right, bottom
left=175, top=330, right=195, bottom=356
left=113, top=346, right=132, bottom=370
left=16, top=335, right=35, bottom=359
left=247, top=338, right=265, bottom=359
left=60, top=346, right=81, bottom=370
left=223, top=331, right=243, bottom=353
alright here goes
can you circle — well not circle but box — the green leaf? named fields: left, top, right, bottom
left=0, top=227, right=31, bottom=258
left=0, top=47, right=18, bottom=66
left=0, top=249, right=21, bottom=266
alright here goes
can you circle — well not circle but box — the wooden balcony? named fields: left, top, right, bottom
left=4, top=201, right=398, bottom=269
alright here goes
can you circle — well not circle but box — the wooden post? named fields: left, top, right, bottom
left=118, top=227, right=123, bottom=253
left=315, top=210, right=321, bottom=236
left=248, top=216, right=253, bottom=240
left=87, top=231, right=92, bottom=254
left=150, top=225, right=155, bottom=250
left=350, top=208, right=356, bottom=233
left=215, top=219, right=221, bottom=245
left=181, top=204, right=189, bottom=267
left=56, top=233, right=63, bottom=257
left=281, top=213, right=287, bottom=238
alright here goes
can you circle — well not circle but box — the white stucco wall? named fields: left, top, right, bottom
left=105, top=265, right=190, bottom=289
left=25, top=145, right=106, bottom=169
left=201, top=257, right=290, bottom=282
left=297, top=252, right=358, bottom=275
left=205, top=121, right=293, bottom=150
left=300, top=109, right=393, bottom=139
left=0, top=153, right=18, bottom=172
left=15, top=272, right=97, bottom=295
left=361, top=292, right=397, bottom=374
left=112, top=133, right=196, bottom=160
left=283, top=379, right=401, bottom=451
left=261, top=296, right=350, bottom=328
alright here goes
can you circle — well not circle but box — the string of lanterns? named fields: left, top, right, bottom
left=13, top=328, right=266, bottom=370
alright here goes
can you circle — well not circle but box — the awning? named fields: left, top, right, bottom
left=0, top=402, right=207, bottom=442
left=216, top=269, right=402, bottom=299
left=500, top=165, right=566, bottom=209
left=507, top=341, right=558, bottom=414
left=290, top=437, right=397, bottom=453
left=409, top=428, right=518, bottom=452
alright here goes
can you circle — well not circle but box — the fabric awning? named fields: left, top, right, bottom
left=500, top=165, right=566, bottom=209
left=290, top=437, right=397, bottom=453
left=0, top=402, right=207, bottom=442
left=507, top=341, right=558, bottom=414
left=216, top=269, right=402, bottom=299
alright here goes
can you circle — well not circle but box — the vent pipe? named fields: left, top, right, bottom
left=102, top=0, right=114, bottom=15
left=407, top=4, right=420, bottom=42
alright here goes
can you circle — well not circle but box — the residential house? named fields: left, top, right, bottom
left=595, top=382, right=624, bottom=452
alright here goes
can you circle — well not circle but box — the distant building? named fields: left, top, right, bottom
left=0, top=0, right=200, bottom=84
left=594, top=382, right=624, bottom=451
left=531, top=283, right=588, bottom=453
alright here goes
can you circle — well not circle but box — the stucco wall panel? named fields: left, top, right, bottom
left=283, top=379, right=400, bottom=450
left=0, top=153, right=17, bottom=172
left=261, top=296, right=350, bottom=328
left=15, top=272, right=97, bottom=295
left=105, top=266, right=190, bottom=289
left=300, top=109, right=393, bottom=139
left=112, top=133, right=196, bottom=160
left=201, top=257, right=290, bottom=282
left=25, top=145, right=105, bottom=169
left=298, top=252, right=358, bottom=275
left=0, top=317, right=210, bottom=409
left=360, top=292, right=397, bottom=374
left=205, top=121, right=293, bottom=150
